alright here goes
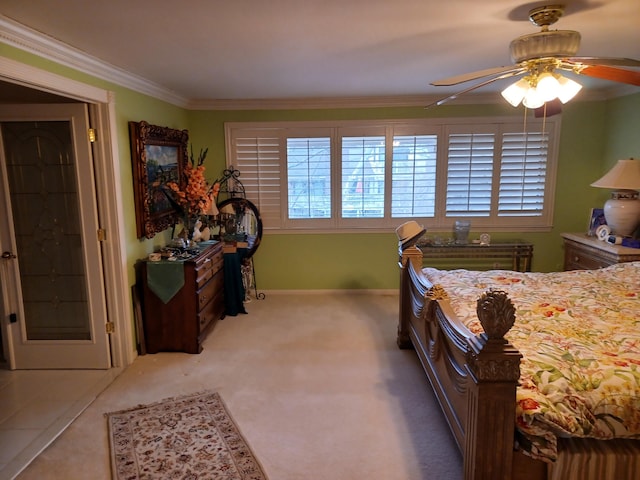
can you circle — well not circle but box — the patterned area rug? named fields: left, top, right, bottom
left=106, top=391, right=268, bottom=480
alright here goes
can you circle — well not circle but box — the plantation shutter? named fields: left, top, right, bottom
left=498, top=132, right=548, bottom=216
left=233, top=133, right=282, bottom=228
left=391, top=134, right=437, bottom=218
left=341, top=136, right=385, bottom=218
left=225, top=117, right=559, bottom=231
left=446, top=133, right=495, bottom=217
left=286, top=137, right=331, bottom=219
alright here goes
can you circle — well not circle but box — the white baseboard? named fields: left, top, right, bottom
left=252, top=289, right=399, bottom=296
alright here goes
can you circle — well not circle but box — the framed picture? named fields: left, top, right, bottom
left=129, top=121, right=189, bottom=239
left=587, top=207, right=606, bottom=236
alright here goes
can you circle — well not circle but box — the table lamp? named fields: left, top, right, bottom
left=590, top=158, right=640, bottom=237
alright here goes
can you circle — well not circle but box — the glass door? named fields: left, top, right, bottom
left=0, top=103, right=110, bottom=369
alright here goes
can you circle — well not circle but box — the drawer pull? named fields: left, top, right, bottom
left=574, top=256, right=580, bottom=262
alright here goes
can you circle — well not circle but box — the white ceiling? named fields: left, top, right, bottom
left=0, top=0, right=639, bottom=106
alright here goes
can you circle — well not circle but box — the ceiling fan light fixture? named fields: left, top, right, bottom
left=429, top=4, right=638, bottom=109
left=522, top=87, right=545, bottom=109
left=501, top=78, right=529, bottom=106
left=557, top=75, right=583, bottom=103
left=536, top=72, right=561, bottom=101
left=501, top=70, right=582, bottom=109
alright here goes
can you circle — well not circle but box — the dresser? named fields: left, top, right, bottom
left=561, top=233, right=640, bottom=270
left=137, top=241, right=224, bottom=353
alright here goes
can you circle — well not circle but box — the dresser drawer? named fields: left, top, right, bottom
left=198, top=289, right=225, bottom=333
left=195, top=246, right=223, bottom=288
left=197, top=270, right=223, bottom=311
left=564, top=244, right=612, bottom=270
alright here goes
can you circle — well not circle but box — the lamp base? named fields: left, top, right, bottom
left=603, top=190, right=640, bottom=237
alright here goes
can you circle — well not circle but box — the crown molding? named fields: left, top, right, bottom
left=0, top=15, right=189, bottom=107
left=599, top=83, right=639, bottom=99
left=186, top=88, right=632, bottom=111
left=187, top=92, right=523, bottom=110
left=187, top=94, right=442, bottom=110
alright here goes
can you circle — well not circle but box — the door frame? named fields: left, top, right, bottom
left=0, top=56, right=135, bottom=368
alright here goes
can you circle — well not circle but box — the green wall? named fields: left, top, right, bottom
left=110, top=89, right=190, bottom=266
left=189, top=97, right=629, bottom=285
left=603, top=93, right=640, bottom=162
left=2, top=42, right=639, bottom=291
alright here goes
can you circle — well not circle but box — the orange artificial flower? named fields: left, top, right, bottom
left=166, top=147, right=213, bottom=218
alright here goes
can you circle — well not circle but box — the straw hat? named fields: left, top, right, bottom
left=395, top=221, right=426, bottom=249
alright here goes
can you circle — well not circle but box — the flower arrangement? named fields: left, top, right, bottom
left=165, top=146, right=219, bottom=241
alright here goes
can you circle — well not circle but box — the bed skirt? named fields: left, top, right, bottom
left=550, top=438, right=640, bottom=480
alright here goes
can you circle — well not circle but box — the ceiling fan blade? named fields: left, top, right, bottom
left=565, top=57, right=640, bottom=68
left=426, top=70, right=525, bottom=108
left=577, top=65, right=640, bottom=86
left=431, top=66, right=523, bottom=86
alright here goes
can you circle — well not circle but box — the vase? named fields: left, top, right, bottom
left=177, top=215, right=200, bottom=247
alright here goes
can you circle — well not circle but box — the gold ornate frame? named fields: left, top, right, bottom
left=129, top=121, right=188, bottom=239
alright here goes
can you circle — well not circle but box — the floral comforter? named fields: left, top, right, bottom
left=422, top=262, right=640, bottom=462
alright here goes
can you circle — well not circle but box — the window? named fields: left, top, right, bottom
left=391, top=134, right=437, bottom=218
left=445, top=131, right=494, bottom=216
left=341, top=136, right=385, bottom=218
left=287, top=137, right=331, bottom=219
left=498, top=132, right=549, bottom=217
left=225, top=117, right=559, bottom=232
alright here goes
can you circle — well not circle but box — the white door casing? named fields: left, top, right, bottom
left=0, top=55, right=136, bottom=370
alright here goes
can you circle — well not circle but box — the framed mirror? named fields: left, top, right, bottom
left=129, top=121, right=189, bottom=239
left=217, top=198, right=263, bottom=259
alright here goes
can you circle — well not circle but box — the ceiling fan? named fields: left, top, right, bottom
left=428, top=4, right=640, bottom=112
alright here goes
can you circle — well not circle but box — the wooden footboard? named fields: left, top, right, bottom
left=398, top=246, right=640, bottom=480
left=398, top=246, right=525, bottom=480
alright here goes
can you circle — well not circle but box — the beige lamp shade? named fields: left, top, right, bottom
left=591, top=158, right=640, bottom=236
left=591, top=158, right=640, bottom=190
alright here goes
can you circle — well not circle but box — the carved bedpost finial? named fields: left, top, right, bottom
left=426, top=284, right=449, bottom=301
left=476, top=289, right=516, bottom=340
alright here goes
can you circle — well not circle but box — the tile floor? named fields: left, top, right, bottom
left=0, top=367, right=119, bottom=480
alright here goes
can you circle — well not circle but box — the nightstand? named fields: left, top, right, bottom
left=561, top=233, right=640, bottom=270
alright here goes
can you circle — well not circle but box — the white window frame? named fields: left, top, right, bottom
left=337, top=125, right=388, bottom=228
left=282, top=127, right=335, bottom=230
left=224, top=116, right=560, bottom=233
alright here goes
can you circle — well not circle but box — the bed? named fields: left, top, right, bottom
left=397, top=245, right=640, bottom=480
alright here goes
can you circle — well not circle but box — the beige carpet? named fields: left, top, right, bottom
left=16, top=293, right=462, bottom=480
left=106, top=391, right=267, bottom=480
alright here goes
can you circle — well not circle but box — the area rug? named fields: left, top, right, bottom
left=106, top=391, right=268, bottom=480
